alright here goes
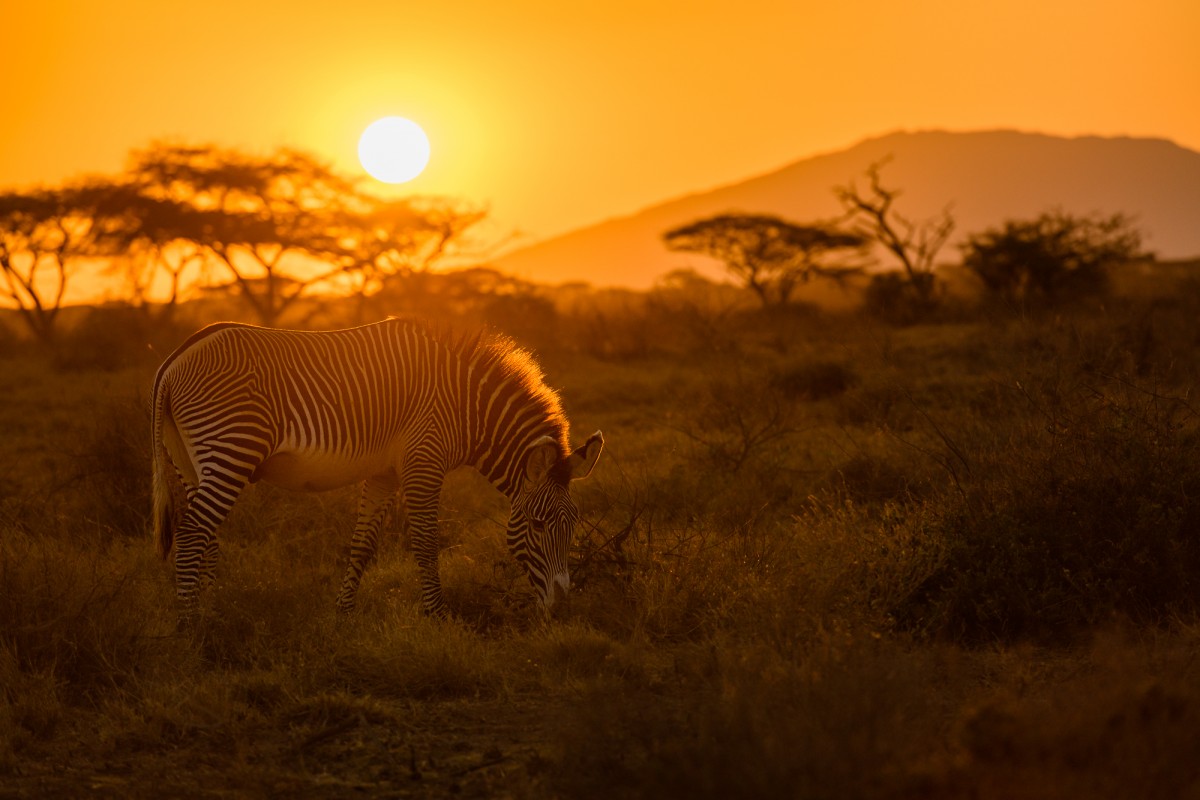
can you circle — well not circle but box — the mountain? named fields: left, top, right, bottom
left=493, top=130, right=1200, bottom=288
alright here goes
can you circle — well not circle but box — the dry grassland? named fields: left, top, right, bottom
left=4, top=269, right=1200, bottom=798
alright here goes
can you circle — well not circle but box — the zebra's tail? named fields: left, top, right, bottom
left=151, top=379, right=175, bottom=560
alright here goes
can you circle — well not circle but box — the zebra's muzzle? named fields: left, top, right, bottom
left=544, top=572, right=571, bottom=614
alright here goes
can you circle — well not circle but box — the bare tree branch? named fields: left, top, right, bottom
left=835, top=159, right=955, bottom=312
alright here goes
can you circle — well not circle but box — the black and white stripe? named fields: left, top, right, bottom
left=151, top=318, right=603, bottom=619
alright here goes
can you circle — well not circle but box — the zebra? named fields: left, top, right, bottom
left=150, top=318, right=604, bottom=619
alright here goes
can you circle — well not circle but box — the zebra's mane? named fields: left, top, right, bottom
left=396, top=318, right=572, bottom=460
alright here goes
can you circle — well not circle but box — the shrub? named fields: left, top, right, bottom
left=51, top=304, right=162, bottom=372
left=321, top=614, right=504, bottom=700
left=897, top=379, right=1200, bottom=643
left=65, top=396, right=151, bottom=540
left=0, top=528, right=170, bottom=703
left=681, top=367, right=800, bottom=472
left=482, top=292, right=559, bottom=348
left=826, top=454, right=921, bottom=505
left=771, top=359, right=855, bottom=401
left=862, top=270, right=940, bottom=324
left=962, top=211, right=1147, bottom=308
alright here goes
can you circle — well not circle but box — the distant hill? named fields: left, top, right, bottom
left=494, top=130, right=1200, bottom=288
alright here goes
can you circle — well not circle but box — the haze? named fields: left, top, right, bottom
left=5, top=0, right=1198, bottom=245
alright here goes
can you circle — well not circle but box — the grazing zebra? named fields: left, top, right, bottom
left=150, top=319, right=603, bottom=619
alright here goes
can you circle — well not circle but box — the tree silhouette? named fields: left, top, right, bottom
left=962, top=211, right=1147, bottom=307
left=0, top=142, right=491, bottom=337
left=0, top=183, right=134, bottom=343
left=127, top=144, right=363, bottom=326
left=835, top=160, right=954, bottom=314
left=126, top=143, right=488, bottom=327
left=83, top=183, right=214, bottom=326
left=663, top=213, right=866, bottom=307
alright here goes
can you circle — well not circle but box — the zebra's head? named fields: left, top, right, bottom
left=507, top=431, right=604, bottom=613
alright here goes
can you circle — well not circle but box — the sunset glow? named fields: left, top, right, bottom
left=5, top=0, right=1198, bottom=253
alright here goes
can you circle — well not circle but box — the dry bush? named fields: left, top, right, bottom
left=943, top=625, right=1200, bottom=799
left=519, top=622, right=648, bottom=687
left=545, top=287, right=656, bottom=360
left=771, top=358, right=856, bottom=401
left=0, top=651, right=61, bottom=773
left=49, top=304, right=169, bottom=373
left=63, top=395, right=151, bottom=540
left=837, top=382, right=912, bottom=428
left=98, top=672, right=271, bottom=758
left=895, top=378, right=1200, bottom=643
left=0, top=522, right=178, bottom=776
left=319, top=613, right=506, bottom=700
left=0, top=527, right=172, bottom=704
left=823, top=453, right=923, bottom=505
left=677, top=365, right=802, bottom=472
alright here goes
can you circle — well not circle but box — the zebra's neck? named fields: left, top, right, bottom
left=459, top=351, right=566, bottom=495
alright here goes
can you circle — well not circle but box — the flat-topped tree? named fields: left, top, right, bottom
left=127, top=143, right=488, bottom=326
left=663, top=213, right=866, bottom=308
left=0, top=182, right=139, bottom=344
left=126, top=144, right=365, bottom=327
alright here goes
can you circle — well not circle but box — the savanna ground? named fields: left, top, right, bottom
left=3, top=265, right=1200, bottom=798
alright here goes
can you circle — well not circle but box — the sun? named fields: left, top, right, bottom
left=358, top=116, right=431, bottom=184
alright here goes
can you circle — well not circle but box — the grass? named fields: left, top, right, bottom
left=2, top=268, right=1200, bottom=797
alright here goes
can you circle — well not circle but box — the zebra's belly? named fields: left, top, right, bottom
left=253, top=447, right=395, bottom=492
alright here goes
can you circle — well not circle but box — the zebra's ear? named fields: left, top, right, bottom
left=569, top=431, right=604, bottom=481
left=524, top=436, right=560, bottom=483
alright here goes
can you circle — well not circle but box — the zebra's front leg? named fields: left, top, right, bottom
left=199, top=538, right=220, bottom=589
left=408, top=505, right=450, bottom=620
left=336, top=474, right=399, bottom=613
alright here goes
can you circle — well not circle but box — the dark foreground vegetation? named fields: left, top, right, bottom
left=3, top=261, right=1200, bottom=798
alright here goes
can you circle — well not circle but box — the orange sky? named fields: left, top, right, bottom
left=5, top=0, right=1199, bottom=248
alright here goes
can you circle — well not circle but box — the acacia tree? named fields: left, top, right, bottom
left=126, top=143, right=367, bottom=326
left=0, top=183, right=134, bottom=343
left=962, top=210, right=1147, bottom=307
left=662, top=213, right=866, bottom=307
left=835, top=160, right=955, bottom=313
left=83, top=183, right=217, bottom=326
left=0, top=143, right=491, bottom=338
left=127, top=143, right=487, bottom=326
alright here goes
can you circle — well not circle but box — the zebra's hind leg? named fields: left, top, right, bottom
left=173, top=478, right=245, bottom=621
left=196, top=476, right=219, bottom=590
left=336, top=473, right=399, bottom=613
